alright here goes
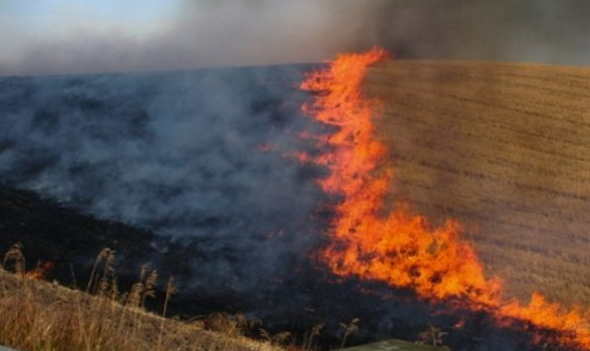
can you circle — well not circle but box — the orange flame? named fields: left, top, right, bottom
left=25, top=261, right=55, bottom=280
left=300, top=48, right=590, bottom=349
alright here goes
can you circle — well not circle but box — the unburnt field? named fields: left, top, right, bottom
left=365, top=60, right=590, bottom=308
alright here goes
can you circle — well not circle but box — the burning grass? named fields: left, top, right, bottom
left=364, top=60, right=590, bottom=309
left=299, top=48, right=590, bottom=350
left=0, top=244, right=284, bottom=351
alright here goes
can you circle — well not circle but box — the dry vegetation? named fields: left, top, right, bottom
left=364, top=60, right=590, bottom=307
left=0, top=244, right=285, bottom=351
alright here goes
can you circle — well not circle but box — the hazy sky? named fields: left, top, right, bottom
left=0, top=0, right=180, bottom=73
left=1, top=0, right=372, bottom=75
left=1, top=0, right=177, bottom=40
left=3, top=0, right=590, bottom=75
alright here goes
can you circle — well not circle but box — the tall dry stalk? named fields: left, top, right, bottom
left=339, top=318, right=359, bottom=349
left=156, top=277, right=178, bottom=351
left=86, top=248, right=113, bottom=293
left=305, top=323, right=323, bottom=351
left=163, top=277, right=177, bottom=318
left=2, top=243, right=25, bottom=277
left=1, top=244, right=279, bottom=351
left=142, top=269, right=158, bottom=309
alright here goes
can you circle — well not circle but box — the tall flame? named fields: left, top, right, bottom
left=300, top=48, right=590, bottom=349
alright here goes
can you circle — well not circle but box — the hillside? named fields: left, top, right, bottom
left=364, top=60, right=590, bottom=307
left=0, top=182, right=198, bottom=291
left=0, top=182, right=160, bottom=275
left=0, top=266, right=281, bottom=351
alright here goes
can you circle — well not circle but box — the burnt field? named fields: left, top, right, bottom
left=366, top=60, right=590, bottom=308
left=3, top=182, right=567, bottom=351
left=1, top=60, right=589, bottom=351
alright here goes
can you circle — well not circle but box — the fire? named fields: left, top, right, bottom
left=300, top=48, right=590, bottom=349
left=25, top=261, right=55, bottom=280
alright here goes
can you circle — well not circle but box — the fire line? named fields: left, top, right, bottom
left=299, top=48, right=590, bottom=349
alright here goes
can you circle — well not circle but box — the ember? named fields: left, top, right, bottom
left=25, top=261, right=55, bottom=280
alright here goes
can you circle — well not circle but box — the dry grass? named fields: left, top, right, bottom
left=364, top=60, right=590, bottom=308
left=0, top=245, right=284, bottom=351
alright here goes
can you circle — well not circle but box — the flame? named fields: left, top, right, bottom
left=300, top=47, right=590, bottom=349
left=25, top=261, right=55, bottom=280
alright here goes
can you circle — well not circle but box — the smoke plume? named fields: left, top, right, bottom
left=3, top=0, right=590, bottom=76
left=0, top=65, right=329, bottom=293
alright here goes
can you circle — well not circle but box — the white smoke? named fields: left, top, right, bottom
left=0, top=65, right=328, bottom=292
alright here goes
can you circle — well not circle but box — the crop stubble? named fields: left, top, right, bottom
left=365, top=60, right=590, bottom=307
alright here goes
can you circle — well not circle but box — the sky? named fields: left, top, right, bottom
left=1, top=0, right=375, bottom=75
left=0, top=0, right=180, bottom=74
left=0, top=0, right=177, bottom=41
left=2, top=0, right=590, bottom=76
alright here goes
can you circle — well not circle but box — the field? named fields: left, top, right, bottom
left=364, top=60, right=590, bottom=308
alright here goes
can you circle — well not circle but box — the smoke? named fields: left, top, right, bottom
left=365, top=0, right=590, bottom=66
left=0, top=65, right=330, bottom=293
left=0, top=1, right=376, bottom=75
left=4, top=0, right=590, bottom=76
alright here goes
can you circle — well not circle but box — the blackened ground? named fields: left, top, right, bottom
left=0, top=181, right=179, bottom=286
left=0, top=65, right=329, bottom=299
left=0, top=182, right=579, bottom=351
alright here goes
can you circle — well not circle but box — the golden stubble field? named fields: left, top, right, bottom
left=364, top=60, right=590, bottom=308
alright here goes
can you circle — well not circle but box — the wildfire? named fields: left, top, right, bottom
left=299, top=48, right=590, bottom=349
left=25, top=261, right=55, bottom=280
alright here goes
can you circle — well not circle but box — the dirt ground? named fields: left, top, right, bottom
left=364, top=60, right=590, bottom=308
